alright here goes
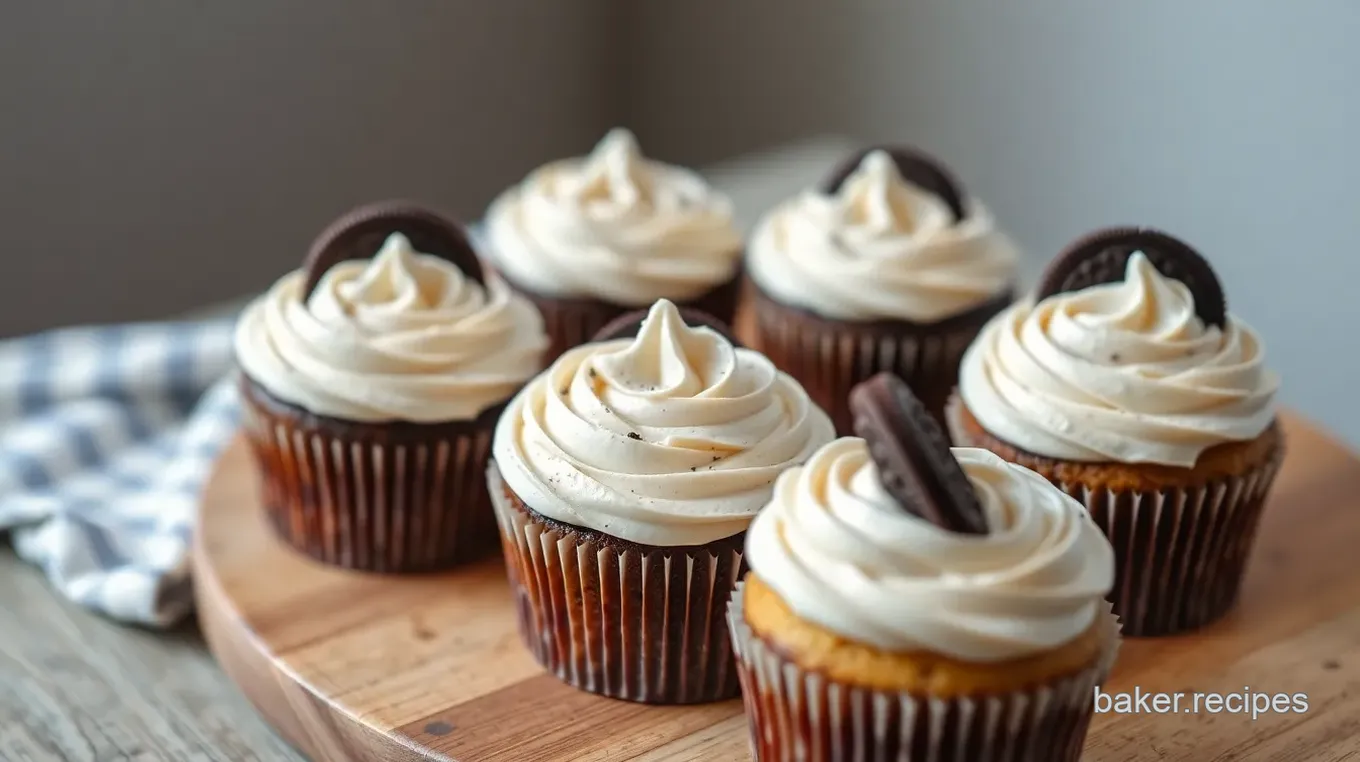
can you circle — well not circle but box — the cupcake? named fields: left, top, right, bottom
left=235, top=201, right=548, bottom=571
left=489, top=298, right=835, bottom=703
left=731, top=373, right=1120, bottom=761
left=745, top=145, right=1018, bottom=434
left=482, top=128, right=745, bottom=360
left=948, top=227, right=1282, bottom=636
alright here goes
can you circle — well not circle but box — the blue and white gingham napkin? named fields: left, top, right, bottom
left=0, top=318, right=240, bottom=627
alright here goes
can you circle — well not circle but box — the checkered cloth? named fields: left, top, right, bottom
left=0, top=317, right=240, bottom=627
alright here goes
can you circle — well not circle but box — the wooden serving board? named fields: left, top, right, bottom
left=194, top=412, right=1360, bottom=761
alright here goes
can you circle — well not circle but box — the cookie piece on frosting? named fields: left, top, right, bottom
left=302, top=199, right=485, bottom=297
left=730, top=423, right=1119, bottom=757
left=235, top=201, right=549, bottom=572
left=745, top=144, right=1018, bottom=434
left=820, top=144, right=966, bottom=221
left=1035, top=226, right=1226, bottom=328
left=848, top=373, right=987, bottom=535
left=949, top=224, right=1283, bottom=636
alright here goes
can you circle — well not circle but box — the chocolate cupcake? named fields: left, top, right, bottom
left=745, top=146, right=1018, bottom=434
left=481, top=128, right=744, bottom=360
left=489, top=299, right=835, bottom=703
left=731, top=374, right=1120, bottom=761
left=947, top=227, right=1283, bottom=636
left=235, top=201, right=548, bottom=572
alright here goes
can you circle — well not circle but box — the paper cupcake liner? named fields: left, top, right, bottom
left=727, top=582, right=1121, bottom=762
left=239, top=376, right=502, bottom=572
left=946, top=396, right=1285, bottom=636
left=1061, top=457, right=1282, bottom=637
left=749, top=282, right=1009, bottom=434
left=489, top=266, right=743, bottom=361
left=489, top=464, right=746, bottom=704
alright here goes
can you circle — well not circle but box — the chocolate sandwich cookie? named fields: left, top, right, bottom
left=1035, top=227, right=1225, bottom=328
left=302, top=200, right=483, bottom=298
left=592, top=306, right=743, bottom=346
left=849, top=373, right=988, bottom=535
left=821, top=145, right=967, bottom=221
left=749, top=143, right=1014, bottom=435
left=236, top=200, right=543, bottom=572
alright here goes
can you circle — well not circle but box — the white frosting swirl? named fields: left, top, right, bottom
left=746, top=438, right=1114, bottom=662
left=747, top=150, right=1018, bottom=323
left=483, top=128, right=744, bottom=305
left=235, top=233, right=548, bottom=422
left=959, top=253, right=1278, bottom=467
left=492, top=299, right=835, bottom=546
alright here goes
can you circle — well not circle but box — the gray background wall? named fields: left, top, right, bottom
left=1, top=1, right=619, bottom=336
left=843, top=0, right=1360, bottom=445
left=5, top=1, right=1357, bottom=442
left=631, top=0, right=1360, bottom=441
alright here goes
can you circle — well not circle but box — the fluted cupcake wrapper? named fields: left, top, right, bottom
left=748, top=282, right=1007, bottom=434
left=945, top=396, right=1285, bottom=637
left=488, top=464, right=746, bottom=704
left=1061, top=456, right=1282, bottom=637
left=727, top=583, right=1121, bottom=762
left=488, top=265, right=743, bottom=362
left=239, top=377, right=501, bottom=572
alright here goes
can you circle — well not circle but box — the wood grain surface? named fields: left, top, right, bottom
left=0, top=547, right=302, bottom=762
left=194, top=411, right=1360, bottom=762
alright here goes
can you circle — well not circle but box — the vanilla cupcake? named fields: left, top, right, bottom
left=482, top=129, right=745, bottom=359
left=489, top=299, right=835, bottom=703
left=746, top=146, right=1018, bottom=432
left=730, top=374, right=1119, bottom=761
left=236, top=202, right=548, bottom=571
left=948, top=227, right=1282, bottom=635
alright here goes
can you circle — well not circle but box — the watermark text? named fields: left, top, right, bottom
left=1094, top=687, right=1308, bottom=721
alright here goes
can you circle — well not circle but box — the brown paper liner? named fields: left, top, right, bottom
left=748, top=280, right=1011, bottom=435
left=489, top=265, right=743, bottom=362
left=728, top=582, right=1121, bottom=762
left=238, top=376, right=503, bottom=572
left=946, top=395, right=1285, bottom=637
left=488, top=464, right=746, bottom=704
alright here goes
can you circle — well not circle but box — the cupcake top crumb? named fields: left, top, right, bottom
left=235, top=232, right=547, bottom=422
left=482, top=128, right=743, bottom=305
left=746, top=149, right=1018, bottom=323
left=744, top=437, right=1115, bottom=663
left=492, top=299, right=835, bottom=546
left=958, top=250, right=1278, bottom=467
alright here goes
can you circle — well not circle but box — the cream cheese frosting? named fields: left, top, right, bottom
left=747, top=150, right=1018, bottom=323
left=235, top=233, right=548, bottom=422
left=745, top=438, right=1114, bottom=662
left=483, top=128, right=744, bottom=305
left=958, top=253, right=1278, bottom=467
left=492, top=299, right=835, bottom=546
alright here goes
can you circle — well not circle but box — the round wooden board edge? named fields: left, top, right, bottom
left=193, top=412, right=1360, bottom=761
left=192, top=440, right=447, bottom=762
